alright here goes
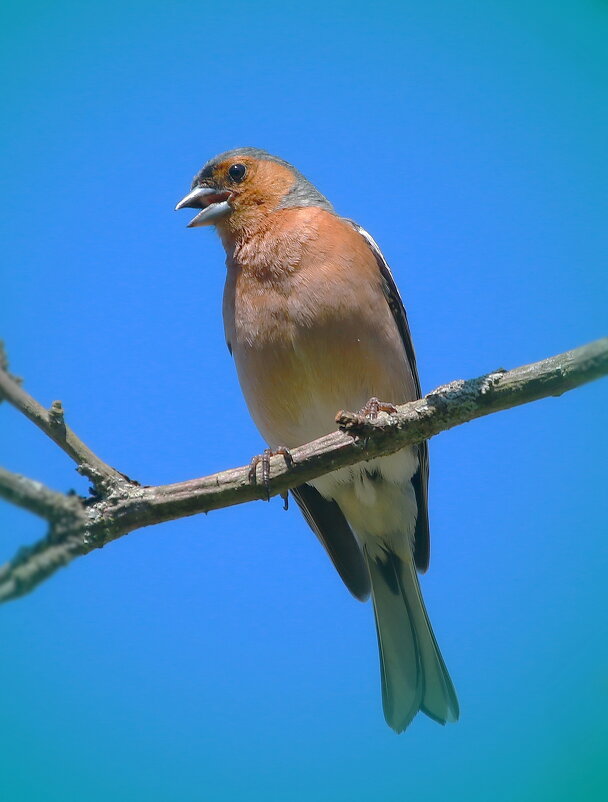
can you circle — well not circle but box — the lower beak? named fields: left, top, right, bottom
left=175, top=186, right=232, bottom=227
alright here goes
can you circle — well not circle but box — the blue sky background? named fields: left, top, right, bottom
left=1, top=1, right=607, bottom=800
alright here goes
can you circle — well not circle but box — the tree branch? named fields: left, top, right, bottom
left=1, top=337, right=606, bottom=604
left=0, top=341, right=125, bottom=488
left=0, top=466, right=82, bottom=520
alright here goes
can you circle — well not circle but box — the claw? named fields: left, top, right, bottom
left=248, top=446, right=294, bottom=502
left=359, top=396, right=398, bottom=420
left=247, top=454, right=261, bottom=485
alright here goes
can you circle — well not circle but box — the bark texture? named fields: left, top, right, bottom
left=0, top=337, right=606, bottom=603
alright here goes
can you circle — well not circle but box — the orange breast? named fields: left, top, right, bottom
left=223, top=208, right=416, bottom=448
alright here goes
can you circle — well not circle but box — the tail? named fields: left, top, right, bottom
left=365, top=547, right=459, bottom=732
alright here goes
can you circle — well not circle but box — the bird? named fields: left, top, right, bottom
left=176, top=147, right=459, bottom=732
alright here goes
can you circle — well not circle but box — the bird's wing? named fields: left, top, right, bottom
left=291, top=483, right=371, bottom=600
left=346, top=221, right=431, bottom=573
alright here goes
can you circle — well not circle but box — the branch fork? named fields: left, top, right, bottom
left=1, top=337, right=606, bottom=603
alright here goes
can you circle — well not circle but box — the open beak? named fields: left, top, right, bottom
left=175, top=186, right=232, bottom=227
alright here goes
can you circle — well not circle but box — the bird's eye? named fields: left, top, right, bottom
left=228, top=163, right=247, bottom=182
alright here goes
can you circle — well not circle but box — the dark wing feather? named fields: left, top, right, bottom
left=291, top=484, right=371, bottom=600
left=347, top=221, right=431, bottom=573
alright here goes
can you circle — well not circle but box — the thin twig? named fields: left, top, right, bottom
left=0, top=466, right=82, bottom=520
left=0, top=351, right=125, bottom=488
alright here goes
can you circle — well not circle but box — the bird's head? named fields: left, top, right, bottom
left=175, top=147, right=333, bottom=239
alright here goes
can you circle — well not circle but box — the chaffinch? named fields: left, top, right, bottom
left=176, top=147, right=458, bottom=732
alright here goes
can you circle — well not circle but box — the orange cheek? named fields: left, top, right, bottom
left=220, top=161, right=298, bottom=237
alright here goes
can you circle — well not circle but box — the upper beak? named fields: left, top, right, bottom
left=175, top=186, right=233, bottom=227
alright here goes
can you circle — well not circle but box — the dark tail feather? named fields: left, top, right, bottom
left=365, top=547, right=459, bottom=732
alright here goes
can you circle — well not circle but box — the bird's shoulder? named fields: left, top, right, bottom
left=343, top=219, right=422, bottom=399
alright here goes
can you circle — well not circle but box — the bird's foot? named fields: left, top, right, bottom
left=248, top=446, right=294, bottom=502
left=358, top=397, right=398, bottom=420
left=335, top=398, right=398, bottom=438
left=345, top=398, right=399, bottom=447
